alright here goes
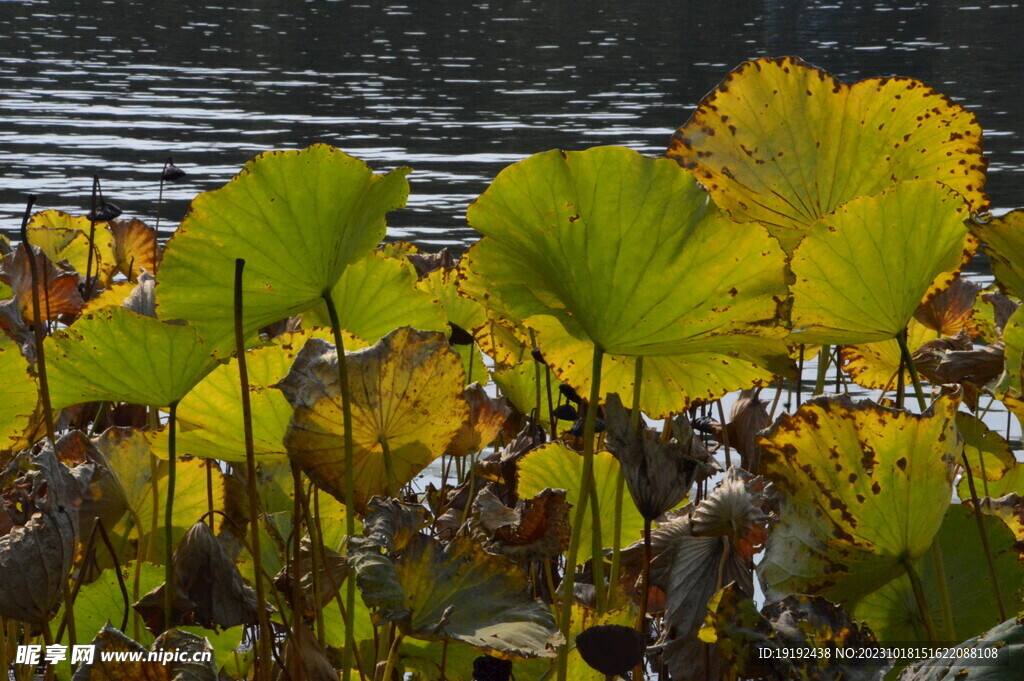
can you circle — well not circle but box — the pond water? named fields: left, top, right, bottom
left=2, top=1, right=1024, bottom=249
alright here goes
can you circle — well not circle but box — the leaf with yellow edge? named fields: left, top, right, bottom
left=279, top=327, right=468, bottom=509
left=791, top=181, right=970, bottom=346
left=416, top=265, right=486, bottom=336
left=109, top=218, right=160, bottom=281
left=303, top=250, right=446, bottom=343
left=491, top=362, right=553, bottom=428
left=45, top=307, right=218, bottom=410
left=0, top=336, right=37, bottom=452
left=518, top=443, right=647, bottom=565
left=462, top=146, right=789, bottom=409
left=2, top=244, right=84, bottom=322
left=972, top=209, right=1024, bottom=300
left=27, top=209, right=118, bottom=284
left=956, top=412, right=1016, bottom=483
left=80, top=282, right=137, bottom=315
left=669, top=56, right=987, bottom=251
left=445, top=383, right=510, bottom=457
left=757, top=393, right=960, bottom=606
left=913, top=275, right=981, bottom=337
left=166, top=329, right=364, bottom=463
left=840, top=318, right=940, bottom=390
left=158, top=144, right=410, bottom=349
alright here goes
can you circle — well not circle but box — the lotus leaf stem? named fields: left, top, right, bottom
left=814, top=344, right=831, bottom=395
left=716, top=399, right=731, bottom=469
left=959, top=450, right=1008, bottom=621
left=928, top=539, right=956, bottom=640
left=608, top=357, right=643, bottom=609
left=900, top=555, right=937, bottom=642
left=557, top=345, right=604, bottom=681
left=234, top=259, right=274, bottom=681
left=896, top=328, right=927, bottom=411
left=19, top=195, right=56, bottom=448
left=322, top=288, right=364, bottom=681
left=163, top=400, right=179, bottom=629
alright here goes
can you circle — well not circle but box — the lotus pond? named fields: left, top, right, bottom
left=0, top=58, right=1023, bottom=681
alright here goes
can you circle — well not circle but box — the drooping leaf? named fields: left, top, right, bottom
left=158, top=144, right=410, bottom=347
left=758, top=393, right=960, bottom=605
left=699, top=583, right=881, bottom=681
left=134, top=521, right=259, bottom=632
left=302, top=250, right=446, bottom=342
left=896, top=615, right=1024, bottom=680
left=604, top=393, right=707, bottom=520
left=790, top=181, right=971, bottom=345
left=0, top=446, right=84, bottom=624
left=1, top=243, right=84, bottom=321
left=914, top=275, right=981, bottom=337
left=0, top=336, right=37, bottom=452
left=854, top=504, right=1024, bottom=643
left=445, top=383, right=510, bottom=457
left=462, top=146, right=790, bottom=415
left=668, top=56, right=986, bottom=251
left=279, top=327, right=468, bottom=509
left=972, top=209, right=1024, bottom=300
left=45, top=307, right=218, bottom=410
left=350, top=529, right=562, bottom=658
left=71, top=624, right=217, bottom=681
left=517, top=443, right=646, bottom=565
left=471, top=487, right=570, bottom=561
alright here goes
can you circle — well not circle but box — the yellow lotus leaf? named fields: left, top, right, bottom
left=956, top=412, right=1016, bottom=483
left=757, top=393, right=960, bottom=606
left=517, top=443, right=646, bottom=566
left=279, top=327, right=468, bottom=509
left=490, top=362, right=553, bottom=429
left=0, top=336, right=37, bottom=452
left=839, top=318, right=940, bottom=390
left=971, top=208, right=1024, bottom=300
left=790, top=181, right=970, bottom=346
left=109, top=218, right=160, bottom=281
left=668, top=56, right=986, bottom=251
left=27, top=209, right=117, bottom=284
left=445, top=383, right=510, bottom=457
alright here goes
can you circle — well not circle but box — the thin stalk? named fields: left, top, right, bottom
left=41, top=623, right=54, bottom=681
left=716, top=399, right=731, bottom=469
left=796, top=346, right=805, bottom=408
left=530, top=331, right=543, bottom=422
left=901, top=556, right=937, bottom=642
left=302, top=483, right=327, bottom=646
left=896, top=346, right=907, bottom=409
left=206, top=460, right=215, bottom=527
left=928, top=540, right=956, bottom=640
left=545, top=364, right=556, bottom=439
left=556, top=345, right=604, bottom=681
left=632, top=516, right=653, bottom=681
left=322, top=289, right=363, bottom=681
left=289, top=462, right=306, bottom=681
left=381, top=631, right=404, bottom=681
left=960, top=450, right=1007, bottom=620
left=814, top=344, right=831, bottom=395
left=608, top=357, right=643, bottom=608
left=896, top=329, right=927, bottom=411
left=84, top=176, right=98, bottom=300
left=234, top=259, right=273, bottom=681
left=163, top=400, right=179, bottom=628
left=18, top=195, right=56, bottom=448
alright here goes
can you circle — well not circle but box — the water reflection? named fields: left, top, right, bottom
left=1, top=0, right=1022, bottom=248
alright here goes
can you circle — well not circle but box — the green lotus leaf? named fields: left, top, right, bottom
left=854, top=504, right=1024, bottom=644
left=972, top=209, right=1024, bottom=300
left=757, top=393, right=959, bottom=605
left=791, top=181, right=970, bottom=345
left=668, top=56, right=986, bottom=251
left=896, top=616, right=1024, bottom=681
left=840, top=319, right=940, bottom=390
left=491, top=362, right=553, bottom=428
left=957, top=412, right=1016, bottom=483
left=0, top=336, right=37, bottom=451
left=27, top=209, right=118, bottom=285
left=279, top=327, right=468, bottom=509
left=59, top=562, right=164, bottom=649
left=352, top=532, right=562, bottom=658
left=517, top=443, right=646, bottom=565
left=302, top=250, right=446, bottom=342
left=45, top=307, right=218, bottom=409
left=1003, top=306, right=1023, bottom=395
left=463, top=145, right=788, bottom=399
left=157, top=144, right=410, bottom=347
left=964, top=461, right=1024, bottom=501
left=415, top=264, right=487, bottom=337
left=170, top=329, right=364, bottom=463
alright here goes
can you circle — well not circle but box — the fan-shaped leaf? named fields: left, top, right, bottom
left=757, top=393, right=960, bottom=605
left=669, top=56, right=986, bottom=250
left=972, top=209, right=1024, bottom=300
left=0, top=336, right=37, bottom=452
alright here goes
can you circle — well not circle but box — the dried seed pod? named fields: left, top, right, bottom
left=575, top=624, right=646, bottom=677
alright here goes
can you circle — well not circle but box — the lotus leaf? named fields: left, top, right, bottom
left=840, top=319, right=940, bottom=390
left=59, top=562, right=164, bottom=649
left=896, top=615, right=1024, bottom=680
left=791, top=181, right=971, bottom=345
left=399, top=534, right=561, bottom=657
left=70, top=624, right=216, bottom=681
left=957, top=412, right=1016, bottom=483
left=854, top=504, right=1024, bottom=643
left=445, top=383, right=509, bottom=457
left=972, top=209, right=1024, bottom=300
left=0, top=336, right=37, bottom=451
left=668, top=56, right=986, bottom=250
left=27, top=209, right=117, bottom=284
left=45, top=307, right=218, bottom=410
left=758, top=393, right=959, bottom=605
left=279, top=327, right=468, bottom=509
left=1, top=244, right=84, bottom=321
left=158, top=144, right=410, bottom=347
left=471, top=487, right=570, bottom=561
left=491, top=362, right=553, bottom=428
left=302, top=250, right=446, bottom=342
left=109, top=218, right=160, bottom=281
left=462, top=145, right=789, bottom=414
left=517, top=443, right=646, bottom=565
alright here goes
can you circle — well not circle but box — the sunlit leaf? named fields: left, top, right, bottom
left=0, top=336, right=37, bottom=452
left=1, top=244, right=84, bottom=322
left=790, top=181, right=971, bottom=345
left=158, top=144, right=410, bottom=348
left=854, top=504, right=1024, bottom=643
left=757, top=393, right=960, bottom=605
left=45, top=307, right=217, bottom=409
left=471, top=487, right=570, bottom=561
left=110, top=218, right=160, bottom=281
left=972, top=209, right=1024, bottom=300
left=957, top=412, right=1016, bottom=483
left=27, top=209, right=117, bottom=285
left=445, top=383, right=509, bottom=457
left=462, top=146, right=789, bottom=414
left=59, top=562, right=164, bottom=649
left=517, top=443, right=646, bottom=565
left=668, top=56, right=986, bottom=251
left=279, top=327, right=468, bottom=509
left=840, top=318, right=940, bottom=390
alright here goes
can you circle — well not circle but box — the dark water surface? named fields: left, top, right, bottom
left=2, top=1, right=1024, bottom=247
